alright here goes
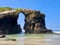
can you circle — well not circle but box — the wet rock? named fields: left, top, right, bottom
left=6, top=39, right=16, bottom=41
left=0, top=34, right=5, bottom=38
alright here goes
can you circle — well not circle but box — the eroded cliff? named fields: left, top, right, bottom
left=0, top=7, right=53, bottom=34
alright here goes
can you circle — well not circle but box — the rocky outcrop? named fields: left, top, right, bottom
left=0, top=10, right=21, bottom=34
left=22, top=9, right=53, bottom=33
left=0, top=7, right=53, bottom=34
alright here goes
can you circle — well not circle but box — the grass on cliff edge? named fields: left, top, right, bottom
left=0, top=7, right=13, bottom=12
left=0, top=7, right=23, bottom=12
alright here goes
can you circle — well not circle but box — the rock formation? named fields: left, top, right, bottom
left=22, top=10, right=53, bottom=33
left=0, top=9, right=21, bottom=34
left=0, top=7, right=53, bottom=34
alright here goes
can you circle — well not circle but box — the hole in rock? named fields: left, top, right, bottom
left=17, top=13, right=25, bottom=33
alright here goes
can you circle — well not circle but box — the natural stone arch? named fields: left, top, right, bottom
left=0, top=8, right=53, bottom=34
left=19, top=9, right=47, bottom=33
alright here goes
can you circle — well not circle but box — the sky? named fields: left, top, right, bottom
left=0, top=0, right=60, bottom=30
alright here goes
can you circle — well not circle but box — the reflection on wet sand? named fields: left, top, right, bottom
left=0, top=33, right=25, bottom=45
left=25, top=34, right=60, bottom=45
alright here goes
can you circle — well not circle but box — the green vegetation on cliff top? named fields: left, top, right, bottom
left=0, top=7, right=23, bottom=12
left=0, top=7, right=13, bottom=12
left=15, top=8, right=22, bottom=10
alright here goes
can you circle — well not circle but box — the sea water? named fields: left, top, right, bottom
left=5, top=30, right=60, bottom=45
left=53, top=30, right=60, bottom=34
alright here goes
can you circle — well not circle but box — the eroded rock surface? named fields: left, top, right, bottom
left=0, top=7, right=53, bottom=34
left=0, top=10, right=21, bottom=34
left=22, top=9, right=53, bottom=33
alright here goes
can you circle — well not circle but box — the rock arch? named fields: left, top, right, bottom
left=19, top=9, right=47, bottom=33
left=18, top=13, right=25, bottom=32
left=0, top=9, right=53, bottom=34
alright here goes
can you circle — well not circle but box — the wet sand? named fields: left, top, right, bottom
left=25, top=34, right=60, bottom=45
left=0, top=34, right=60, bottom=45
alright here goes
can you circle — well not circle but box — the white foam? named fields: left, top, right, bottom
left=53, top=31, right=60, bottom=34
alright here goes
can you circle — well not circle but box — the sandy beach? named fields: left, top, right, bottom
left=0, top=34, right=60, bottom=45
left=25, top=34, right=60, bottom=45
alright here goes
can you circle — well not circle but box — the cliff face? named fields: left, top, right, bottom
left=22, top=9, right=52, bottom=33
left=0, top=10, right=21, bottom=34
left=0, top=7, right=53, bottom=34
